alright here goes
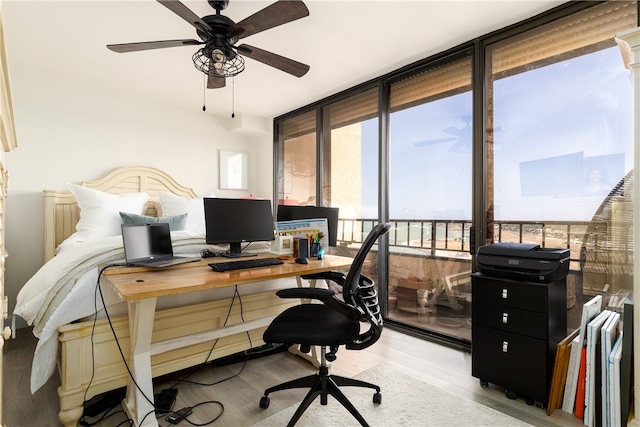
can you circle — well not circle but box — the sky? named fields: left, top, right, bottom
left=359, top=46, right=633, bottom=222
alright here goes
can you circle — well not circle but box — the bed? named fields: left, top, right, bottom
left=14, top=166, right=296, bottom=427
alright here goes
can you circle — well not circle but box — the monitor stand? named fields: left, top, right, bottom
left=222, top=242, right=257, bottom=258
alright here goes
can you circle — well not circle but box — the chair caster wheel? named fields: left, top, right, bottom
left=259, top=396, right=270, bottom=409
left=373, top=392, right=382, bottom=404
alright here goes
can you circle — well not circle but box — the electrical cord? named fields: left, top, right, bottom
left=157, top=286, right=253, bottom=426
left=82, top=269, right=257, bottom=426
left=202, top=242, right=253, bottom=258
left=180, top=401, right=225, bottom=426
left=164, top=286, right=239, bottom=389
left=167, top=286, right=253, bottom=389
left=80, top=263, right=128, bottom=427
left=80, top=263, right=159, bottom=427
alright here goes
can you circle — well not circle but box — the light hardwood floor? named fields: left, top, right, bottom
left=3, top=326, right=584, bottom=426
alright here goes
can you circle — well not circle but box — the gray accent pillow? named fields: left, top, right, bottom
left=119, top=212, right=187, bottom=231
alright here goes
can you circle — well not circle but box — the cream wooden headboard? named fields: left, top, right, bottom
left=43, top=166, right=198, bottom=262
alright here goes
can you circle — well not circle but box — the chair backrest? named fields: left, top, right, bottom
left=344, top=223, right=390, bottom=350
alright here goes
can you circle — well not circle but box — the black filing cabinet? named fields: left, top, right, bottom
left=471, top=273, right=567, bottom=406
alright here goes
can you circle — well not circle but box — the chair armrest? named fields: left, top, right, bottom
left=300, top=271, right=346, bottom=286
left=276, top=288, right=335, bottom=300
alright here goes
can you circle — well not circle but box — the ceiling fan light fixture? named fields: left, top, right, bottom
left=193, top=48, right=245, bottom=78
left=211, top=48, right=226, bottom=63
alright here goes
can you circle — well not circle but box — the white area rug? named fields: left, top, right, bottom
left=253, top=364, right=533, bottom=426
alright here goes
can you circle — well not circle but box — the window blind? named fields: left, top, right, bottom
left=490, top=1, right=637, bottom=79
left=280, top=109, right=316, bottom=140
left=390, top=57, right=472, bottom=113
left=327, top=87, right=379, bottom=130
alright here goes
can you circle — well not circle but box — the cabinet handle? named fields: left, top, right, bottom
left=502, top=313, right=509, bottom=324
left=502, top=288, right=508, bottom=299
left=502, top=341, right=509, bottom=353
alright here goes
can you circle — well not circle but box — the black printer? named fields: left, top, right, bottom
left=476, top=242, right=570, bottom=282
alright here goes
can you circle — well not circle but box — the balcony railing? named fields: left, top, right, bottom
left=336, top=218, right=605, bottom=267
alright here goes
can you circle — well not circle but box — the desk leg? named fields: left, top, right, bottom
left=122, top=297, right=158, bottom=427
left=287, top=277, right=322, bottom=367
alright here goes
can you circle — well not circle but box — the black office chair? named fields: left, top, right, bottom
left=259, top=223, right=391, bottom=427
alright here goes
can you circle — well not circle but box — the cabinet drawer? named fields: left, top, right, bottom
left=472, top=302, right=547, bottom=339
left=472, top=324, right=548, bottom=402
left=472, top=275, right=548, bottom=312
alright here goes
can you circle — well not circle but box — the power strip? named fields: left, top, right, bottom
left=83, top=387, right=126, bottom=418
left=155, top=388, right=178, bottom=414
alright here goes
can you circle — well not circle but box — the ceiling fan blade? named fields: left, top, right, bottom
left=107, top=39, right=202, bottom=53
left=207, top=74, right=226, bottom=89
left=157, top=0, right=213, bottom=35
left=232, top=0, right=309, bottom=39
left=238, top=44, right=309, bottom=77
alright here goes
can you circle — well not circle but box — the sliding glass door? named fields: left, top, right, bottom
left=386, top=55, right=473, bottom=342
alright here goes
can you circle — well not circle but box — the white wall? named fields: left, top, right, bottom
left=4, top=68, right=273, bottom=328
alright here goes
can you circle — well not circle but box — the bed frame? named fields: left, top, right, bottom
left=43, top=166, right=295, bottom=426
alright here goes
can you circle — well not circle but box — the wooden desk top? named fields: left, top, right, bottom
left=101, top=254, right=353, bottom=301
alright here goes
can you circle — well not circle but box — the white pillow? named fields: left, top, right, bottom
left=157, top=191, right=215, bottom=234
left=63, top=183, right=149, bottom=247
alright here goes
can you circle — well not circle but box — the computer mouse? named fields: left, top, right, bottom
left=295, top=257, right=309, bottom=264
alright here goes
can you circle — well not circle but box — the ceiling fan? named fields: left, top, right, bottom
left=107, top=0, right=311, bottom=89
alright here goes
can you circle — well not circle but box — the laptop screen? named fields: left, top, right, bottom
left=122, top=223, right=174, bottom=262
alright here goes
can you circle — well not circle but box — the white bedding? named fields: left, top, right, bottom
left=14, top=231, right=274, bottom=393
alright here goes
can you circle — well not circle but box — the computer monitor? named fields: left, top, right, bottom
left=277, top=205, right=339, bottom=247
left=204, top=198, right=275, bottom=257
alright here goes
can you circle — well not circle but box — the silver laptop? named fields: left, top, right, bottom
left=121, top=223, right=200, bottom=267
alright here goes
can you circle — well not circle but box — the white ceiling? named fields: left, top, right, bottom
left=2, top=0, right=566, bottom=119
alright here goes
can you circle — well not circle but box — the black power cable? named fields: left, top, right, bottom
left=81, top=267, right=255, bottom=426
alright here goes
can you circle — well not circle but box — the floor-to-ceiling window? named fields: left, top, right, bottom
left=275, top=87, right=381, bottom=282
left=322, top=87, right=379, bottom=244
left=387, top=54, right=473, bottom=342
left=484, top=1, right=637, bottom=328
left=276, top=110, right=317, bottom=207
left=274, top=1, right=637, bottom=348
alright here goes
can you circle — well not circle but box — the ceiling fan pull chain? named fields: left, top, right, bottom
left=231, top=77, right=235, bottom=119
left=202, top=74, right=207, bottom=112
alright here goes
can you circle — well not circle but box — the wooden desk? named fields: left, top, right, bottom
left=101, top=254, right=353, bottom=427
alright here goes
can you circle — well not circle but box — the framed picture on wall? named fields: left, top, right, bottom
left=219, top=149, right=248, bottom=190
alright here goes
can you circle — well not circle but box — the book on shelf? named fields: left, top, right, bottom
left=562, top=295, right=603, bottom=414
left=547, top=328, right=579, bottom=415
left=575, top=346, right=587, bottom=419
left=584, top=309, right=613, bottom=427
left=600, top=311, right=620, bottom=427
left=620, top=301, right=633, bottom=425
left=608, top=331, right=623, bottom=427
